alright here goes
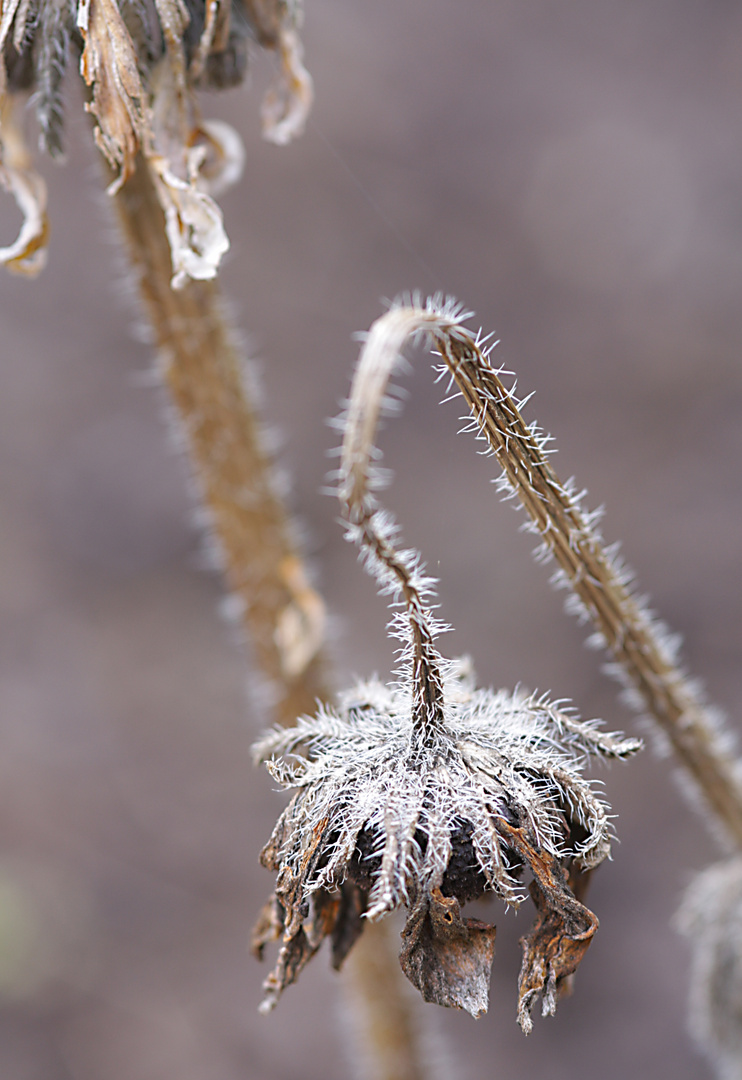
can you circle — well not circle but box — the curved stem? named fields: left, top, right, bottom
left=436, top=328, right=742, bottom=848
left=340, top=304, right=472, bottom=738
left=349, top=297, right=742, bottom=849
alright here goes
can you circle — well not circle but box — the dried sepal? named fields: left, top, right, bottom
left=0, top=95, right=49, bottom=275
left=496, top=819, right=598, bottom=1032
left=78, top=0, right=149, bottom=193
left=253, top=878, right=367, bottom=1014
left=399, top=888, right=497, bottom=1019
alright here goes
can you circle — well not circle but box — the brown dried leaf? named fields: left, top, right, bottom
left=399, top=888, right=497, bottom=1019
left=495, top=818, right=598, bottom=1033
left=258, top=924, right=317, bottom=1014
left=77, top=0, right=148, bottom=193
left=255, top=884, right=367, bottom=1012
left=251, top=894, right=284, bottom=959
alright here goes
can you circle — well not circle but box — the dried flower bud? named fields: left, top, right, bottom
left=0, top=0, right=311, bottom=281
left=254, top=668, right=638, bottom=1026
left=254, top=299, right=640, bottom=1029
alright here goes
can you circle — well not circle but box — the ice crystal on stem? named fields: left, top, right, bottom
left=254, top=297, right=640, bottom=1028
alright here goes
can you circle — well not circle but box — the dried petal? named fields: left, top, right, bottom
left=399, top=888, right=497, bottom=1019
left=255, top=883, right=368, bottom=1013
left=78, top=0, right=149, bottom=193
left=147, top=148, right=229, bottom=288
left=261, top=21, right=312, bottom=146
left=0, top=96, right=49, bottom=275
left=496, top=819, right=598, bottom=1033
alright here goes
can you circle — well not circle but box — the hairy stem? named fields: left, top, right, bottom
left=110, top=155, right=429, bottom=1080
left=349, top=297, right=742, bottom=848
left=113, top=153, right=327, bottom=727
left=436, top=330, right=742, bottom=847
left=340, top=308, right=453, bottom=739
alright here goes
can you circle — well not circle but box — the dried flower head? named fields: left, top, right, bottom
left=254, top=297, right=640, bottom=1029
left=1, top=0, right=311, bottom=281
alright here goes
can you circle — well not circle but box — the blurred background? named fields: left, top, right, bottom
left=2, top=0, right=742, bottom=1076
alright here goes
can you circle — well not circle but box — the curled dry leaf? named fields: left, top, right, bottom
left=148, top=148, right=229, bottom=289
left=497, top=819, right=598, bottom=1033
left=261, top=22, right=313, bottom=146
left=77, top=0, right=148, bottom=194
left=253, top=818, right=367, bottom=1013
left=0, top=96, right=49, bottom=275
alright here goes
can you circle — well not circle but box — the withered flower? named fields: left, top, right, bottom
left=253, top=298, right=640, bottom=1030
left=0, top=0, right=311, bottom=280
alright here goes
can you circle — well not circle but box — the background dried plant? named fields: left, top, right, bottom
left=2, top=2, right=742, bottom=1080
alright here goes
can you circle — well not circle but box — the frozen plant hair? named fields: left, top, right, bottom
left=253, top=296, right=640, bottom=1029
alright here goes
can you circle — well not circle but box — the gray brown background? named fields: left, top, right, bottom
left=2, top=0, right=742, bottom=1077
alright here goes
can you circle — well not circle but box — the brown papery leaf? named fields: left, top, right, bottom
left=78, top=0, right=148, bottom=193
left=495, top=818, right=598, bottom=1033
left=399, top=888, right=497, bottom=1019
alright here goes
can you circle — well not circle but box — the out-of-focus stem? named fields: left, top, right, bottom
left=110, top=154, right=429, bottom=1080
left=346, top=919, right=427, bottom=1080
left=112, top=153, right=327, bottom=727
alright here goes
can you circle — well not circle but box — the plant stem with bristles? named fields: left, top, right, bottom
left=109, top=155, right=431, bottom=1080
left=347, top=297, right=742, bottom=849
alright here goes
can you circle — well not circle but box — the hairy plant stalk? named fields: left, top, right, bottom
left=113, top=152, right=327, bottom=726
left=351, top=299, right=742, bottom=849
left=110, top=155, right=430, bottom=1080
